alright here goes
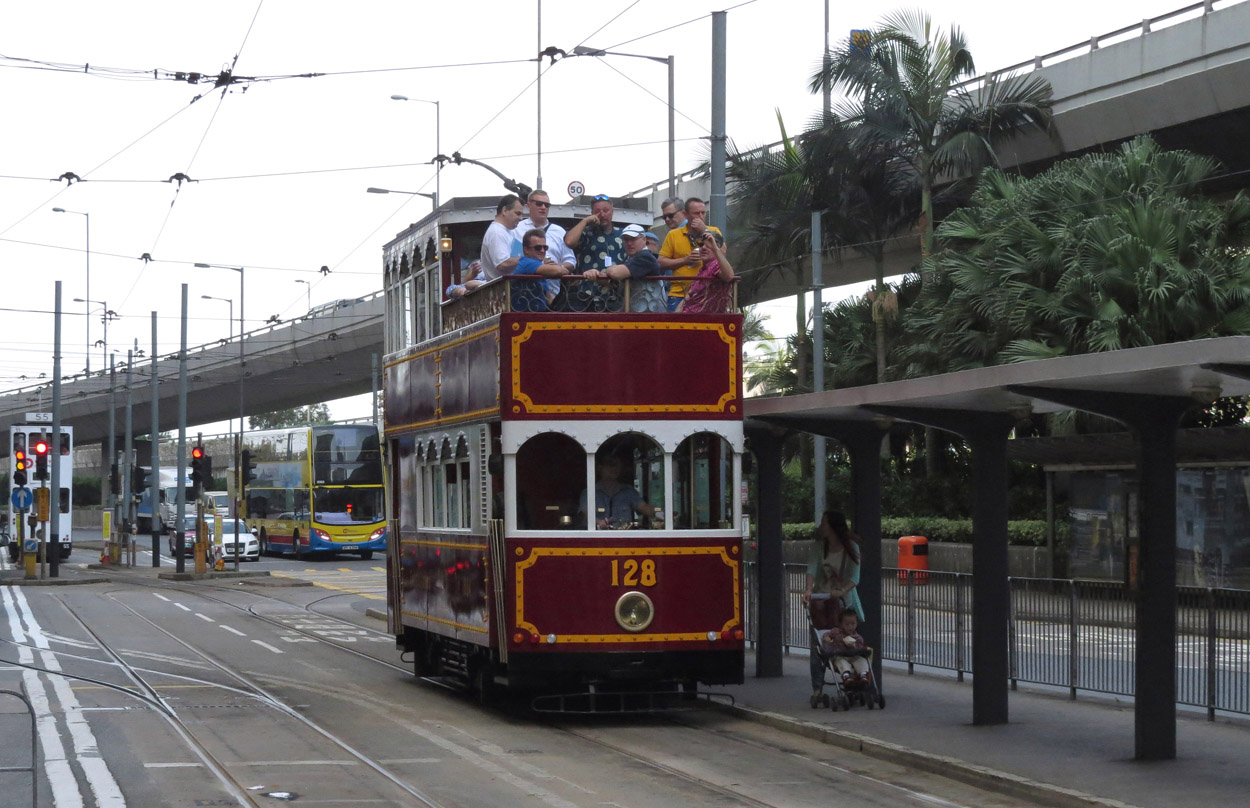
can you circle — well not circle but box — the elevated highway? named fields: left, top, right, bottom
left=0, top=293, right=383, bottom=449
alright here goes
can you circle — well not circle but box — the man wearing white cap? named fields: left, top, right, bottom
left=587, top=223, right=667, bottom=312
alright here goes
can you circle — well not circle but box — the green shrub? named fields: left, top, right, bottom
left=777, top=517, right=1067, bottom=546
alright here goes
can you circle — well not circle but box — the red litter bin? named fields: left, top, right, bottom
left=897, top=535, right=929, bottom=585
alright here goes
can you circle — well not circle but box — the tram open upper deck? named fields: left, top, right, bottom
left=381, top=196, right=744, bottom=707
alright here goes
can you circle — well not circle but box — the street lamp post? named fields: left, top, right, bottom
left=294, top=279, right=311, bottom=313
left=74, top=299, right=118, bottom=372
left=570, top=47, right=676, bottom=197
left=390, top=95, right=441, bottom=208
left=52, top=207, right=91, bottom=373
left=196, top=264, right=244, bottom=554
left=366, top=187, right=437, bottom=207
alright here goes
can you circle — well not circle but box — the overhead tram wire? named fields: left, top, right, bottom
left=588, top=57, right=708, bottom=134
left=0, top=97, right=203, bottom=238
left=600, top=0, right=760, bottom=52
left=571, top=0, right=642, bottom=51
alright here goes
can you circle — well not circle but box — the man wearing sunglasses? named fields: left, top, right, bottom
left=511, top=229, right=570, bottom=312
left=658, top=196, right=686, bottom=240
left=564, top=193, right=626, bottom=274
left=514, top=189, right=575, bottom=275
left=658, top=197, right=723, bottom=311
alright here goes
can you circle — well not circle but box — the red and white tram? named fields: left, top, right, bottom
left=382, top=196, right=744, bottom=709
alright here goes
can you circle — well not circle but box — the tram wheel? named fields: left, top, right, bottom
left=473, top=661, right=497, bottom=706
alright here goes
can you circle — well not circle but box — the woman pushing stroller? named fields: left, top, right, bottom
left=802, top=511, right=865, bottom=706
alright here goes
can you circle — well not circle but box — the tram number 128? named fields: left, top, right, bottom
left=611, top=558, right=657, bottom=587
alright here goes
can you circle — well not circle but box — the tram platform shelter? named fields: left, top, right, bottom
left=744, top=335, right=1250, bottom=761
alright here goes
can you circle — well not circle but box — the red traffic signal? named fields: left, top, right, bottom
left=191, top=446, right=205, bottom=460
left=33, top=438, right=49, bottom=481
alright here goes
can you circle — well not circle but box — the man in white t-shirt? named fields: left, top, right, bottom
left=513, top=189, right=574, bottom=300
left=479, top=194, right=525, bottom=281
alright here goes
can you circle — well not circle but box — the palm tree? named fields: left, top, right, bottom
left=811, top=8, right=1053, bottom=290
left=908, top=136, right=1250, bottom=369
left=731, top=116, right=919, bottom=384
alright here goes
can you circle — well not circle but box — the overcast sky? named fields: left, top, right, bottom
left=0, top=0, right=1206, bottom=421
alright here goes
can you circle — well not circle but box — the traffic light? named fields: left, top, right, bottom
left=241, top=449, right=257, bottom=486
left=201, top=456, right=214, bottom=489
left=190, top=445, right=205, bottom=489
left=14, top=449, right=27, bottom=487
left=33, top=437, right=49, bottom=481
left=132, top=465, right=148, bottom=495
left=109, top=462, right=120, bottom=496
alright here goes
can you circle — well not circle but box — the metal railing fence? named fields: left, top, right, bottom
left=744, top=562, right=1250, bottom=719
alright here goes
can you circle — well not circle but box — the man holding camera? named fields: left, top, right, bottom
left=657, top=197, right=723, bottom=312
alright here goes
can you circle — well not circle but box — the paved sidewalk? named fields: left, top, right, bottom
left=722, top=651, right=1249, bottom=808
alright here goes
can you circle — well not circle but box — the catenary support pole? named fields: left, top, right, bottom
left=124, top=349, right=134, bottom=565
left=709, top=11, right=727, bottom=234
left=108, top=354, right=116, bottom=562
left=50, top=282, right=63, bottom=578
left=175, top=285, right=188, bottom=573
left=746, top=420, right=785, bottom=677
left=150, top=312, right=161, bottom=567
left=811, top=210, right=825, bottom=521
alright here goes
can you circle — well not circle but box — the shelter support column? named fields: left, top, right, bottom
left=746, top=421, right=786, bottom=677
left=1009, top=386, right=1191, bottom=761
left=868, top=406, right=1017, bottom=726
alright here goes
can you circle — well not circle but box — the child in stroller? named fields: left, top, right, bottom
left=807, top=606, right=885, bottom=710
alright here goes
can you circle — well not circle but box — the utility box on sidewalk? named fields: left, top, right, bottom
left=897, top=535, right=929, bottom=585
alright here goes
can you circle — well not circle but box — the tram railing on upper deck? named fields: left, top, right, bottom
left=441, top=275, right=739, bottom=333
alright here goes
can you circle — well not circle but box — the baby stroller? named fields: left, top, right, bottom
left=805, top=602, right=885, bottom=711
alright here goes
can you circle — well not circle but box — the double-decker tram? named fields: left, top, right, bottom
left=7, top=422, right=74, bottom=561
left=240, top=424, right=387, bottom=559
left=383, top=197, right=745, bottom=710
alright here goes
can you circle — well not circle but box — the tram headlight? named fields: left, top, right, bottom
left=614, top=591, right=655, bottom=632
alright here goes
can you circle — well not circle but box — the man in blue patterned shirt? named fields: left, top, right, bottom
left=564, top=194, right=625, bottom=273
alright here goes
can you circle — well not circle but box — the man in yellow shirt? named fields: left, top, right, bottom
left=657, top=197, right=722, bottom=311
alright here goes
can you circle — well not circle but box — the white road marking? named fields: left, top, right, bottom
left=196, top=613, right=215, bottom=623
left=233, top=765, right=357, bottom=770
left=118, top=649, right=208, bottom=668
left=379, top=758, right=442, bottom=764
left=220, top=625, right=246, bottom=636
left=175, top=603, right=191, bottom=612
left=153, top=593, right=171, bottom=602
left=41, top=632, right=100, bottom=650
left=251, top=640, right=285, bottom=654
left=144, top=762, right=201, bottom=768
left=4, top=586, right=127, bottom=807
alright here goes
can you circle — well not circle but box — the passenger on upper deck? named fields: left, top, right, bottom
left=480, top=195, right=525, bottom=281
left=585, top=223, right=667, bottom=313
left=579, top=452, right=660, bottom=529
left=643, top=230, right=661, bottom=252
left=676, top=231, right=735, bottom=314
left=658, top=197, right=723, bottom=311
left=564, top=194, right=625, bottom=274
left=513, top=189, right=575, bottom=274
left=511, top=228, right=570, bottom=311
left=657, top=195, right=685, bottom=240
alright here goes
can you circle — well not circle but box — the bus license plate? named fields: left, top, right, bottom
left=341, top=545, right=358, bottom=551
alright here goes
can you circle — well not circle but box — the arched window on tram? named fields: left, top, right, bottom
left=447, top=435, right=471, bottom=529
left=588, top=433, right=665, bottom=531
left=673, top=432, right=735, bottom=530
left=515, top=433, right=585, bottom=530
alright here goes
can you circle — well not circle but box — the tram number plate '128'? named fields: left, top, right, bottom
left=610, top=558, right=656, bottom=587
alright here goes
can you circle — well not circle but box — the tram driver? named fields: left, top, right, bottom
left=579, top=452, right=660, bottom=529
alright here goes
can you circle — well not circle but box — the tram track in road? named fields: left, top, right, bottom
left=42, top=591, right=446, bottom=808
left=77, top=574, right=1032, bottom=808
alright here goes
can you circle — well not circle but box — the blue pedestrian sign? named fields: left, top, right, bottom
left=11, top=486, right=33, bottom=511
